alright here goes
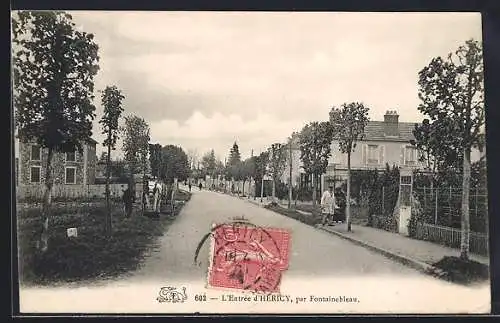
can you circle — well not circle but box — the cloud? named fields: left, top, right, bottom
left=66, top=11, right=483, bottom=158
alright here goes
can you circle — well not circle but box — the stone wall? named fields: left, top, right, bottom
left=18, top=140, right=97, bottom=185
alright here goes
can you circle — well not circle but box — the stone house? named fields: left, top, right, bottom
left=18, top=138, right=98, bottom=186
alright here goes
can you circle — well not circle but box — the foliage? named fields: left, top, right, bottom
left=268, top=143, right=288, bottom=183
left=12, top=11, right=100, bottom=153
left=122, top=115, right=150, bottom=174
left=149, top=143, right=163, bottom=178
left=298, top=121, right=333, bottom=177
left=417, top=38, right=484, bottom=259
left=411, top=119, right=462, bottom=171
left=201, top=149, right=217, bottom=177
left=99, top=86, right=124, bottom=151
left=228, top=142, right=241, bottom=166
left=329, top=102, right=370, bottom=155
left=13, top=10, right=100, bottom=252
left=160, top=145, right=190, bottom=184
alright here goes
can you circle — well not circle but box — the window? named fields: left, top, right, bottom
left=367, top=145, right=379, bottom=164
left=405, top=146, right=417, bottom=165
left=30, top=166, right=41, bottom=183
left=65, top=167, right=76, bottom=184
left=31, top=145, right=41, bottom=161
left=66, top=150, right=76, bottom=162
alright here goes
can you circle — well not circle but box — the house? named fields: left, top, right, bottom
left=18, top=138, right=98, bottom=186
left=321, top=110, right=486, bottom=192
left=321, top=110, right=425, bottom=191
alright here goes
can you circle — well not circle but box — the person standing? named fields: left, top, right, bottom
left=199, top=182, right=203, bottom=190
left=122, top=187, right=134, bottom=217
left=320, top=185, right=335, bottom=226
left=188, top=182, right=192, bottom=192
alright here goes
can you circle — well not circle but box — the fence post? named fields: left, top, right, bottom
left=434, top=187, right=438, bottom=225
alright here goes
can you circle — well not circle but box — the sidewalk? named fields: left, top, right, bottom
left=320, top=224, right=489, bottom=267
left=240, top=194, right=489, bottom=275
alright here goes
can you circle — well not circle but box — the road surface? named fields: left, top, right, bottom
left=19, top=188, right=490, bottom=314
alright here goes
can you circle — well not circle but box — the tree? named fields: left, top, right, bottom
left=226, top=142, right=242, bottom=192
left=12, top=11, right=100, bottom=252
left=298, top=122, right=333, bottom=206
left=411, top=118, right=463, bottom=173
left=254, top=151, right=270, bottom=200
left=201, top=149, right=217, bottom=178
left=417, top=39, right=484, bottom=260
left=228, top=142, right=241, bottom=167
left=329, top=102, right=370, bottom=232
left=239, top=157, right=256, bottom=196
left=268, top=143, right=288, bottom=203
left=160, top=145, right=190, bottom=184
left=122, top=115, right=150, bottom=214
left=99, top=85, right=124, bottom=234
left=149, top=143, right=163, bottom=179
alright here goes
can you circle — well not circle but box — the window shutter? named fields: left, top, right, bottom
left=379, top=145, right=385, bottom=166
left=400, top=145, right=406, bottom=166
left=362, top=144, right=368, bottom=165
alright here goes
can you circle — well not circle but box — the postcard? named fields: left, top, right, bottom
left=13, top=10, right=490, bottom=314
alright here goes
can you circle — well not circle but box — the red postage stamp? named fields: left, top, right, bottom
left=207, top=223, right=291, bottom=293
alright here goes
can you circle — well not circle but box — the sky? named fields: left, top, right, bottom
left=14, top=11, right=483, bottom=161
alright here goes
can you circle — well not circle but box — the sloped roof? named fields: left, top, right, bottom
left=361, top=121, right=419, bottom=142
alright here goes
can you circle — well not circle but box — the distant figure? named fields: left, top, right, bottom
left=122, top=187, right=133, bottom=217
left=199, top=182, right=203, bottom=190
left=321, top=185, right=336, bottom=226
left=188, top=182, right=192, bottom=192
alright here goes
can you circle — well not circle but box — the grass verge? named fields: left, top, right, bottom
left=264, top=203, right=323, bottom=226
left=18, top=190, right=191, bottom=287
left=432, top=256, right=489, bottom=285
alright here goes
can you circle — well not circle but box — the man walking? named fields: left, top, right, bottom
left=320, top=185, right=335, bottom=226
left=188, top=182, right=192, bottom=192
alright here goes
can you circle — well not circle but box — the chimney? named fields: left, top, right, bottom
left=384, top=110, right=399, bottom=137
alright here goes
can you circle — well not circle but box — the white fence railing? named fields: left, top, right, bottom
left=415, top=222, right=488, bottom=256
left=16, top=184, right=137, bottom=200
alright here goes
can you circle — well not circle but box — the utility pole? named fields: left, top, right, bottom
left=288, top=142, right=292, bottom=209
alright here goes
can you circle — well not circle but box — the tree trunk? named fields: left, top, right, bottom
left=242, top=179, right=246, bottom=196
left=460, top=147, right=471, bottom=260
left=39, top=147, right=54, bottom=253
left=105, top=142, right=112, bottom=235
left=346, top=151, right=352, bottom=232
left=260, top=176, right=264, bottom=202
left=312, top=174, right=317, bottom=206
left=272, top=178, right=276, bottom=203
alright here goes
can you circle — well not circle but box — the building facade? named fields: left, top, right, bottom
left=18, top=139, right=98, bottom=186
left=322, top=110, right=425, bottom=191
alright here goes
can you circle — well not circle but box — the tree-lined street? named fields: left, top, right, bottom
left=19, top=187, right=490, bottom=313
left=13, top=11, right=489, bottom=314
